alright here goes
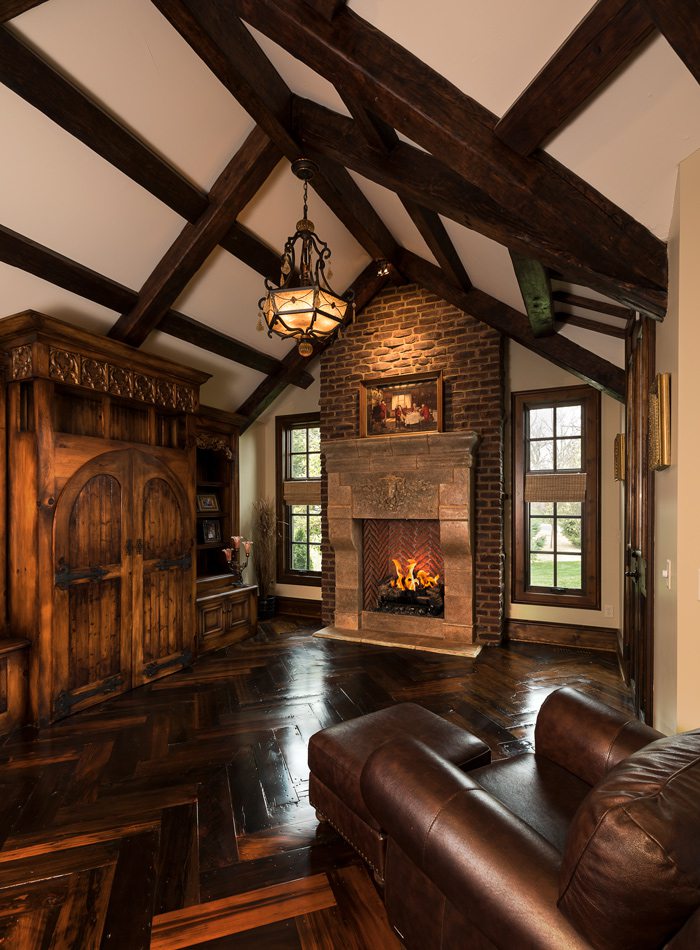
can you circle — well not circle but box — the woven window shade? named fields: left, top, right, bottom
left=283, top=479, right=321, bottom=505
left=524, top=472, right=587, bottom=503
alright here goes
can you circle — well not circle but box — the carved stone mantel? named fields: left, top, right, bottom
left=324, top=432, right=479, bottom=643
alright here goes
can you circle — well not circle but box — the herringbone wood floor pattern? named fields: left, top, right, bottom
left=0, top=619, right=631, bottom=948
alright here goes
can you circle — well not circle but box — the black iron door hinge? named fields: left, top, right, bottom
left=53, top=674, right=123, bottom=718
left=54, top=565, right=108, bottom=589
left=155, top=553, right=192, bottom=572
left=143, top=648, right=193, bottom=679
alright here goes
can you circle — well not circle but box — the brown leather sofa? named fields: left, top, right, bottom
left=360, top=687, right=700, bottom=949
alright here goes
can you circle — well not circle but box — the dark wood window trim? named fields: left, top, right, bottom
left=276, top=412, right=321, bottom=587
left=511, top=385, right=600, bottom=609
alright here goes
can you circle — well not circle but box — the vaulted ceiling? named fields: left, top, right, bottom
left=1, top=0, right=699, bottom=427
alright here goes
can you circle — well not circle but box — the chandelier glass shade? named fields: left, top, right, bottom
left=259, top=159, right=354, bottom=358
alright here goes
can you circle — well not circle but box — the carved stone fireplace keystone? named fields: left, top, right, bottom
left=322, top=431, right=479, bottom=649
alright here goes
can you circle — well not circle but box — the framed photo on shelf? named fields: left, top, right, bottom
left=359, top=370, right=444, bottom=438
left=196, top=493, right=220, bottom=512
left=201, top=519, right=222, bottom=544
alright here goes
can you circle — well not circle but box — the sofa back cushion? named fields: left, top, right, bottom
left=558, top=730, right=700, bottom=949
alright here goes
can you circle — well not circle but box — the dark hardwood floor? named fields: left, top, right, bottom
left=0, top=618, right=631, bottom=948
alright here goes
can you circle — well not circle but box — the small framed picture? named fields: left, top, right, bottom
left=359, top=370, right=444, bottom=438
left=196, top=493, right=220, bottom=512
left=201, top=519, right=222, bottom=543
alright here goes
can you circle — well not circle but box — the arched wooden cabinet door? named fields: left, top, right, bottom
left=51, top=449, right=194, bottom=719
left=52, top=451, right=133, bottom=719
left=131, top=452, right=195, bottom=685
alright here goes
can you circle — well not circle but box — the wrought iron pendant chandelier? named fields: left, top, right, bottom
left=258, top=158, right=354, bottom=357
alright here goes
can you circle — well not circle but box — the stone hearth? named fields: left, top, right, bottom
left=319, top=432, right=478, bottom=652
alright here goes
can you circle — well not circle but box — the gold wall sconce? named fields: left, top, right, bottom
left=648, top=373, right=671, bottom=471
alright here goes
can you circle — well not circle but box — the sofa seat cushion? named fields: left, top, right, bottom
left=559, top=729, right=700, bottom=950
left=470, top=753, right=591, bottom=853
left=308, top=702, right=490, bottom=828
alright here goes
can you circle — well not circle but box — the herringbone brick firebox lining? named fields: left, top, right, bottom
left=362, top=519, right=443, bottom=612
left=320, top=283, right=505, bottom=643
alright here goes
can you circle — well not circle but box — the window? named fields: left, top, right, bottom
left=276, top=413, right=322, bottom=585
left=512, top=386, right=600, bottom=609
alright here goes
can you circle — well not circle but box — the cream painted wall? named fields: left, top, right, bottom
left=506, top=343, right=623, bottom=629
left=654, top=149, right=700, bottom=733
left=239, top=366, right=322, bottom=601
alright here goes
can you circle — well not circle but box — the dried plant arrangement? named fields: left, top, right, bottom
left=252, top=498, right=276, bottom=599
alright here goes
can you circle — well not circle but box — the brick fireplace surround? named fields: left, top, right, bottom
left=320, top=283, right=505, bottom=646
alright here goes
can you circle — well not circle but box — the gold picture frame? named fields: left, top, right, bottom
left=648, top=373, right=671, bottom=471
left=359, top=370, right=444, bottom=438
left=196, top=493, right=220, bottom=512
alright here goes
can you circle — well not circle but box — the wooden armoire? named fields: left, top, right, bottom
left=0, top=311, right=254, bottom=724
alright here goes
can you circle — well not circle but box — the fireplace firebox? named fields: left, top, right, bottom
left=363, top=519, right=444, bottom=617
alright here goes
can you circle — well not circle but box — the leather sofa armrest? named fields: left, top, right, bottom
left=535, top=686, right=664, bottom=786
left=362, top=737, right=591, bottom=949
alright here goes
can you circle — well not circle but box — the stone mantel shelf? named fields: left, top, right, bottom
left=323, top=431, right=479, bottom=469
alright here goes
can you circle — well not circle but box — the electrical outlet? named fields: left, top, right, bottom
left=603, top=605, right=614, bottom=619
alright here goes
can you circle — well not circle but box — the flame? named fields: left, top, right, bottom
left=390, top=558, right=440, bottom=590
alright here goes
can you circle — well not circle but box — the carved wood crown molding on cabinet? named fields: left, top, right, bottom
left=2, top=310, right=207, bottom=413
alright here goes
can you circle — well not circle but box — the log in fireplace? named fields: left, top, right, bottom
left=376, top=557, right=444, bottom=616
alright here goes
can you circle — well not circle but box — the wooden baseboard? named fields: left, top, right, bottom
left=275, top=596, right=323, bottom=621
left=506, top=619, right=618, bottom=654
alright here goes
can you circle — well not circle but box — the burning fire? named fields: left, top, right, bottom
left=390, top=558, right=440, bottom=592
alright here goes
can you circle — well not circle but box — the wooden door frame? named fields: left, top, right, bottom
left=623, top=315, right=655, bottom=721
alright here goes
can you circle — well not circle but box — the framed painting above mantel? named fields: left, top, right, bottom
left=359, top=371, right=443, bottom=438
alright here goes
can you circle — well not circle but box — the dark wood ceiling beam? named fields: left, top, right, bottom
left=309, top=165, right=397, bottom=261
left=402, top=201, right=472, bottom=291
left=236, top=348, right=314, bottom=429
left=236, top=261, right=395, bottom=427
left=552, top=290, right=632, bottom=321
left=218, top=222, right=280, bottom=282
left=494, top=0, right=655, bottom=156
left=0, top=1, right=49, bottom=23
left=231, top=0, right=667, bottom=317
left=0, top=25, right=206, bottom=219
left=0, top=223, right=313, bottom=385
left=0, top=223, right=133, bottom=310
left=158, top=311, right=311, bottom=387
left=109, top=126, right=280, bottom=346
left=337, top=91, right=472, bottom=292
left=302, top=0, right=347, bottom=22
left=555, top=313, right=627, bottom=339
left=152, top=0, right=398, bottom=262
left=397, top=250, right=626, bottom=401
left=642, top=0, right=700, bottom=84
left=509, top=251, right=554, bottom=336
left=338, top=89, right=399, bottom=154
left=153, top=0, right=297, bottom=152
left=0, top=26, right=281, bottom=282
left=294, top=96, right=664, bottom=314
